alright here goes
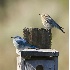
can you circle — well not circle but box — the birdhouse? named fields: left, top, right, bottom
left=16, top=49, right=59, bottom=70
left=16, top=28, right=59, bottom=70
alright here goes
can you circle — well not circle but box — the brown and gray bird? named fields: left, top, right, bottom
left=39, top=14, right=65, bottom=33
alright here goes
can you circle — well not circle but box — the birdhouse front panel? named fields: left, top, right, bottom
left=16, top=49, right=59, bottom=70
left=25, top=60, right=55, bottom=70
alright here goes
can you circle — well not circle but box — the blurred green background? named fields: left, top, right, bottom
left=0, top=0, right=68, bottom=70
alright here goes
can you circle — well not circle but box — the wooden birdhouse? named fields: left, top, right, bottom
left=16, top=49, right=59, bottom=70
left=16, top=28, right=59, bottom=70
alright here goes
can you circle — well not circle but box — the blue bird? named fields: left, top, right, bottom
left=11, top=36, right=38, bottom=50
left=39, top=14, right=65, bottom=33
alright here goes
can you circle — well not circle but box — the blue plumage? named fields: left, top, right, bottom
left=11, top=36, right=37, bottom=50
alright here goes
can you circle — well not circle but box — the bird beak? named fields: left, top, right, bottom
left=39, top=14, right=40, bottom=15
left=11, top=37, right=14, bottom=38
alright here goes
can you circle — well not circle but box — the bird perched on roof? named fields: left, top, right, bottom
left=39, top=14, right=65, bottom=33
left=11, top=36, right=38, bottom=50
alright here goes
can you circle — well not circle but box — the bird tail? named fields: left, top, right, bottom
left=27, top=44, right=39, bottom=49
left=30, top=45, right=39, bottom=49
left=53, top=22, right=65, bottom=33
left=58, top=27, right=65, bottom=33
left=51, top=18, right=65, bottom=33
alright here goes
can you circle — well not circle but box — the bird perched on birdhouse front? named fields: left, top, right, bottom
left=39, top=14, right=65, bottom=33
left=11, top=36, right=38, bottom=50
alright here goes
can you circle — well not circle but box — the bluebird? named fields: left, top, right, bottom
left=11, top=36, right=38, bottom=50
left=39, top=14, right=65, bottom=33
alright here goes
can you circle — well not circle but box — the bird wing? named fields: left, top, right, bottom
left=16, top=40, right=26, bottom=46
left=47, top=18, right=65, bottom=33
left=47, top=17, right=61, bottom=28
left=22, top=38, right=27, bottom=43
